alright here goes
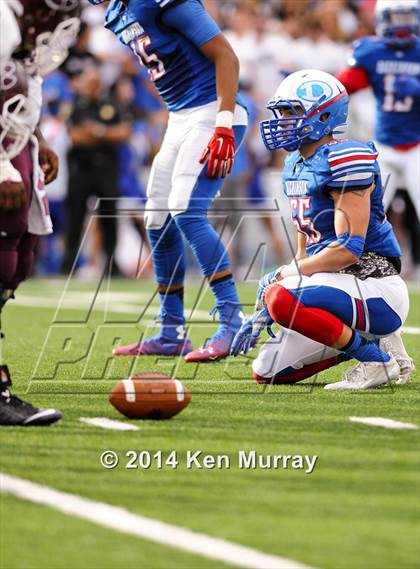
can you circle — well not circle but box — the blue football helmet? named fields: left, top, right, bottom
left=376, top=0, right=419, bottom=46
left=87, top=0, right=106, bottom=4
left=260, top=70, right=349, bottom=152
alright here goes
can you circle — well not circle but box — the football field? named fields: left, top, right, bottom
left=1, top=278, right=419, bottom=569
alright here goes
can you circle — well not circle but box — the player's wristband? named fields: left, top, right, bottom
left=0, top=158, right=23, bottom=184
left=216, top=110, right=234, bottom=129
left=336, top=232, right=365, bottom=258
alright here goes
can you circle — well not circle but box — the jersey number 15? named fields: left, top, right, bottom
left=382, top=74, right=413, bottom=112
left=130, top=35, right=166, bottom=81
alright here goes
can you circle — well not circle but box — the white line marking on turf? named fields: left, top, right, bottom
left=349, top=417, right=418, bottom=430
left=12, top=295, right=212, bottom=320
left=0, top=473, right=314, bottom=569
left=401, top=326, right=420, bottom=335
left=79, top=417, right=139, bottom=431
left=11, top=295, right=420, bottom=335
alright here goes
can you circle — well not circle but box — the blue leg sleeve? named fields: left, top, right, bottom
left=147, top=215, right=186, bottom=287
left=148, top=216, right=186, bottom=337
left=173, top=125, right=246, bottom=279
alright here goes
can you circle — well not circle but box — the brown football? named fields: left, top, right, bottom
left=109, top=373, right=191, bottom=420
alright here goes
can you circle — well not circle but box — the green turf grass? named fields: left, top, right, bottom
left=1, top=278, right=419, bottom=569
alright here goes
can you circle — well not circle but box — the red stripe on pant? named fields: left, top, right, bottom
left=253, top=356, right=340, bottom=385
left=355, top=298, right=365, bottom=331
left=265, top=284, right=345, bottom=347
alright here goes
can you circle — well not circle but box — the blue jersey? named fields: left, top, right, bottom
left=350, top=36, right=420, bottom=146
left=105, top=0, right=220, bottom=112
left=282, top=139, right=401, bottom=258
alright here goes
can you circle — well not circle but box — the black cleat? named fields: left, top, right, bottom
left=0, top=388, right=63, bottom=426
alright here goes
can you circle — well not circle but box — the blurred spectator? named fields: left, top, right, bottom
left=62, top=67, right=131, bottom=276
left=38, top=99, right=71, bottom=274
left=84, top=3, right=130, bottom=88
left=113, top=75, right=153, bottom=277
left=61, top=21, right=97, bottom=81
left=212, top=90, right=286, bottom=270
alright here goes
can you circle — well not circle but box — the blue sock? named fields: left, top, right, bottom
left=210, top=276, right=243, bottom=330
left=158, top=289, right=186, bottom=342
left=210, top=275, right=239, bottom=306
left=343, top=331, right=390, bottom=363
left=148, top=217, right=186, bottom=341
left=171, top=124, right=247, bottom=334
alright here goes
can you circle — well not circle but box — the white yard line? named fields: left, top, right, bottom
left=0, top=473, right=314, bottom=569
left=11, top=292, right=420, bottom=335
left=401, top=326, right=420, bottom=335
left=11, top=295, right=420, bottom=334
left=349, top=417, right=418, bottom=430
left=12, top=295, right=157, bottom=313
left=79, top=417, right=139, bottom=431
left=11, top=295, right=212, bottom=320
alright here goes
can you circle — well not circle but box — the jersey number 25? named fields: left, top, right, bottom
left=130, top=35, right=166, bottom=81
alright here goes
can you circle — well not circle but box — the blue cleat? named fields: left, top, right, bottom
left=185, top=301, right=245, bottom=362
left=113, top=312, right=192, bottom=356
left=113, top=336, right=193, bottom=357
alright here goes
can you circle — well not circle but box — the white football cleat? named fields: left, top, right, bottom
left=380, top=331, right=415, bottom=385
left=324, top=355, right=400, bottom=390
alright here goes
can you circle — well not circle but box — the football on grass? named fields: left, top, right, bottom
left=109, top=373, right=191, bottom=420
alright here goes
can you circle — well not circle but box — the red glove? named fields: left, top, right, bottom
left=199, top=127, right=236, bottom=179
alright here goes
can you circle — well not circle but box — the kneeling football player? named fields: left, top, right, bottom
left=231, top=69, right=414, bottom=389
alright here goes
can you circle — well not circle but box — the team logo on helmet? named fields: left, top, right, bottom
left=260, top=70, right=349, bottom=152
left=296, top=81, right=333, bottom=104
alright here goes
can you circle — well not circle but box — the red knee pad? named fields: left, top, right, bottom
left=265, top=284, right=344, bottom=347
left=253, top=356, right=340, bottom=385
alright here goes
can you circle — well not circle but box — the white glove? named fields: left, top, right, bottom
left=0, top=157, right=23, bottom=183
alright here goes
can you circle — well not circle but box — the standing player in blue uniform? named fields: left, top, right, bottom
left=337, top=0, right=420, bottom=220
left=231, top=69, right=413, bottom=390
left=88, top=0, right=248, bottom=362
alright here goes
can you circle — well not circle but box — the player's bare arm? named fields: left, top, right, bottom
left=200, top=35, right=239, bottom=116
left=297, top=186, right=372, bottom=277
left=35, top=126, right=59, bottom=185
left=199, top=35, right=239, bottom=179
left=295, top=231, right=308, bottom=262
